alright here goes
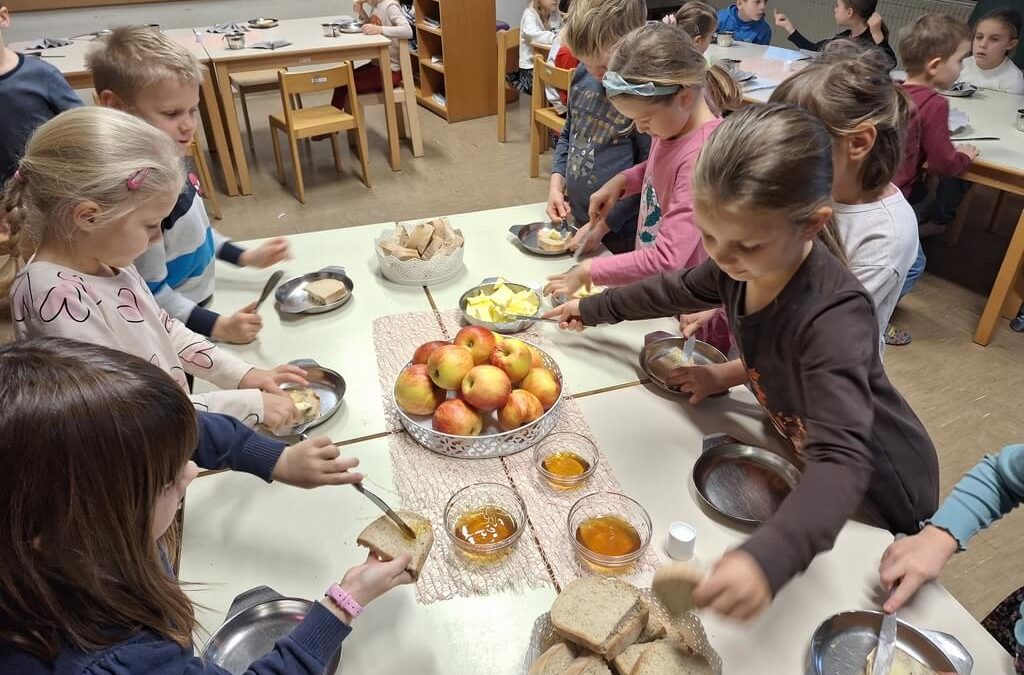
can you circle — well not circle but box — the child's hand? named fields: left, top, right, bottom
left=956, top=143, right=980, bottom=161
left=547, top=176, right=570, bottom=222
left=878, top=525, right=958, bottom=613
left=542, top=299, right=586, bottom=332
left=239, top=364, right=309, bottom=395
left=212, top=303, right=263, bottom=344
left=333, top=552, right=414, bottom=614
left=587, top=174, right=627, bottom=238
left=678, top=308, right=719, bottom=337
left=272, top=435, right=364, bottom=488
left=664, top=363, right=734, bottom=404
left=867, top=11, right=884, bottom=33
left=693, top=550, right=772, bottom=621
left=263, top=391, right=300, bottom=429
left=662, top=13, right=677, bottom=24
left=239, top=237, right=291, bottom=268
left=570, top=219, right=609, bottom=254
left=773, top=9, right=795, bottom=33
left=362, top=23, right=384, bottom=35
left=543, top=260, right=592, bottom=299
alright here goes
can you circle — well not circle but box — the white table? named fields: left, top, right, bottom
left=421, top=203, right=683, bottom=397
left=705, top=41, right=808, bottom=103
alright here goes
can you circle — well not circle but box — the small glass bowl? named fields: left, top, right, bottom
left=534, top=432, right=599, bottom=489
left=568, top=492, right=652, bottom=571
left=444, top=482, right=526, bottom=560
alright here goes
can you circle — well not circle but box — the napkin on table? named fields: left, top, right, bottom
left=206, top=22, right=249, bottom=34
left=251, top=40, right=292, bottom=50
left=948, top=108, right=969, bottom=134
left=23, top=37, right=72, bottom=49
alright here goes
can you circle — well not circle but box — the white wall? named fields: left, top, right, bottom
left=4, top=0, right=524, bottom=42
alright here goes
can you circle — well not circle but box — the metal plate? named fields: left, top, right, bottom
left=549, top=286, right=606, bottom=308
left=509, top=222, right=578, bottom=256
left=640, top=337, right=728, bottom=394
left=335, top=20, right=365, bottom=33
left=248, top=17, right=279, bottom=28
left=274, top=267, right=354, bottom=315
left=202, top=588, right=341, bottom=675
left=941, top=82, right=978, bottom=97
left=458, top=278, right=541, bottom=334
left=734, top=69, right=756, bottom=83
left=274, top=359, right=346, bottom=437
left=692, top=441, right=800, bottom=525
left=810, top=611, right=972, bottom=675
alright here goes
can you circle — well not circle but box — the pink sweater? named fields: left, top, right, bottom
left=589, top=117, right=722, bottom=287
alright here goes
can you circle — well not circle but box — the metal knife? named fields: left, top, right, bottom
left=353, top=482, right=418, bottom=540
left=254, top=269, right=285, bottom=312
left=872, top=608, right=898, bottom=675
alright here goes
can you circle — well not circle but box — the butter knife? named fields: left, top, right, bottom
left=254, top=269, right=285, bottom=312
left=354, top=482, right=417, bottom=540
left=872, top=607, right=898, bottom=675
left=681, top=334, right=697, bottom=364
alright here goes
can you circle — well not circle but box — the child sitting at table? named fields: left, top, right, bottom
left=87, top=27, right=290, bottom=345
left=774, top=0, right=896, bottom=68
left=890, top=14, right=978, bottom=345
left=674, top=1, right=720, bottom=53
left=961, top=9, right=1024, bottom=94
left=512, top=0, right=564, bottom=94
left=716, top=0, right=772, bottom=46
left=0, top=338, right=409, bottom=675
left=545, top=104, right=940, bottom=620
left=545, top=22, right=741, bottom=355
left=4, top=106, right=301, bottom=431
left=546, top=0, right=650, bottom=253
left=878, top=443, right=1024, bottom=670
left=331, top=0, right=413, bottom=110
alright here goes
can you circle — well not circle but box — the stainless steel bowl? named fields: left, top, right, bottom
left=639, top=337, right=728, bottom=395
left=273, top=359, right=346, bottom=437
left=248, top=17, right=279, bottom=29
left=508, top=222, right=578, bottom=256
left=692, top=439, right=800, bottom=526
left=275, top=267, right=354, bottom=315
left=335, top=20, right=365, bottom=33
left=459, top=278, right=541, bottom=334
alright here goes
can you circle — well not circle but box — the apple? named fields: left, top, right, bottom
left=433, top=399, right=483, bottom=436
left=488, top=338, right=533, bottom=383
left=528, top=345, right=543, bottom=369
left=518, top=367, right=561, bottom=410
left=426, top=344, right=475, bottom=390
left=394, top=364, right=445, bottom=415
left=453, top=326, right=498, bottom=365
left=460, top=365, right=512, bottom=411
left=491, top=331, right=505, bottom=345
left=412, top=340, right=449, bottom=365
left=498, top=389, right=545, bottom=431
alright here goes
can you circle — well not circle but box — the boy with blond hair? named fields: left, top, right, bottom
left=548, top=0, right=650, bottom=254
left=86, top=27, right=290, bottom=345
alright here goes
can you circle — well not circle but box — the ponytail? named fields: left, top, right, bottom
left=705, top=65, right=743, bottom=114
left=0, top=178, right=30, bottom=297
left=819, top=218, right=849, bottom=267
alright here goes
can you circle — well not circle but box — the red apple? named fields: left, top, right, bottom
left=488, top=338, right=533, bottom=383
left=426, top=344, right=475, bottom=390
left=394, top=364, right=445, bottom=415
left=528, top=345, right=544, bottom=369
left=453, top=326, right=498, bottom=365
left=412, top=340, right=449, bottom=365
left=460, top=365, right=512, bottom=411
left=433, top=399, right=483, bottom=436
left=518, top=367, right=561, bottom=410
left=498, top=389, right=544, bottom=431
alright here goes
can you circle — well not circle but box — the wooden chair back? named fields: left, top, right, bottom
left=496, top=28, right=521, bottom=142
left=533, top=53, right=574, bottom=92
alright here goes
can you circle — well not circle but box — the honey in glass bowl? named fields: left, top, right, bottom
left=535, top=432, right=599, bottom=489
left=542, top=451, right=591, bottom=478
left=575, top=514, right=642, bottom=557
left=453, top=504, right=518, bottom=547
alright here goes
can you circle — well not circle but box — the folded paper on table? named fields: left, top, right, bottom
left=252, top=40, right=292, bottom=50
left=23, top=37, right=72, bottom=49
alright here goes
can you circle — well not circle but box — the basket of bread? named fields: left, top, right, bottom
left=376, top=217, right=465, bottom=286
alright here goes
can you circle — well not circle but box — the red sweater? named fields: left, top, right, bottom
left=893, top=83, right=972, bottom=196
left=553, top=46, right=580, bottom=106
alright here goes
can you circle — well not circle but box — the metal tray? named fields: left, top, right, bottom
left=692, top=437, right=800, bottom=526
left=335, top=20, right=364, bottom=33
left=509, top=222, right=578, bottom=256
left=734, top=69, right=756, bottom=83
left=275, top=267, right=354, bottom=315
left=274, top=359, right=346, bottom=437
left=809, top=610, right=972, bottom=675
left=202, top=586, right=341, bottom=674
left=248, top=17, right=279, bottom=28
left=393, top=339, right=564, bottom=458
left=941, top=82, right=978, bottom=97
left=639, top=336, right=728, bottom=395
left=459, top=278, right=541, bottom=334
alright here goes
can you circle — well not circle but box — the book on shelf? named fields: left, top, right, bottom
left=430, top=55, right=443, bottom=64
left=423, top=17, right=440, bottom=27
left=431, top=92, right=447, bottom=106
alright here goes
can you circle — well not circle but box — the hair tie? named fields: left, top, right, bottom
left=602, top=71, right=682, bottom=97
left=13, top=169, right=27, bottom=184
left=127, top=168, right=150, bottom=191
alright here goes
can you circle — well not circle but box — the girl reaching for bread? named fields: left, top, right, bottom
left=544, top=103, right=939, bottom=620
left=0, top=338, right=412, bottom=675
left=2, top=106, right=301, bottom=431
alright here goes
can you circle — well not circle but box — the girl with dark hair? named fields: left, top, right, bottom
left=774, top=0, right=896, bottom=67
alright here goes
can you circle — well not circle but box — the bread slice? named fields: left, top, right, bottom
left=551, top=577, right=647, bottom=659
left=380, top=241, right=422, bottom=260
left=864, top=646, right=937, bottom=675
left=305, top=278, right=349, bottom=305
left=631, top=640, right=712, bottom=675
left=537, top=227, right=570, bottom=252
left=564, top=655, right=613, bottom=675
left=637, top=601, right=668, bottom=643
left=406, top=223, right=435, bottom=255
left=287, top=387, right=321, bottom=425
left=611, top=643, right=649, bottom=675
left=356, top=510, right=434, bottom=580
left=651, top=563, right=705, bottom=617
left=528, top=642, right=577, bottom=675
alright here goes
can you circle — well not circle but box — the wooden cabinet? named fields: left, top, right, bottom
left=411, top=0, right=497, bottom=122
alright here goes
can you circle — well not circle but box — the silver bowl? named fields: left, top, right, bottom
left=639, top=337, right=728, bottom=395
left=459, top=279, right=541, bottom=334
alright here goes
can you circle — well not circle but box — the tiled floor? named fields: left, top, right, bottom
left=3, top=90, right=1022, bottom=621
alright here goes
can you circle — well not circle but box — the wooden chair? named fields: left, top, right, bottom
left=228, top=70, right=283, bottom=154
left=269, top=63, right=371, bottom=204
left=530, top=40, right=552, bottom=60
left=529, top=53, right=574, bottom=177
left=358, top=39, right=423, bottom=157
left=497, top=28, right=521, bottom=143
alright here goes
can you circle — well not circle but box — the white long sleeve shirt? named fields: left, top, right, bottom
left=519, top=6, right=563, bottom=70
left=356, top=0, right=413, bottom=71
left=960, top=56, right=1024, bottom=94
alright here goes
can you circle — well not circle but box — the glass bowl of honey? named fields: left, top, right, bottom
left=568, top=492, right=652, bottom=570
left=444, top=482, right=526, bottom=560
left=534, top=432, right=599, bottom=489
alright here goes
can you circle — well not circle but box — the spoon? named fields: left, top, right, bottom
left=254, top=270, right=285, bottom=312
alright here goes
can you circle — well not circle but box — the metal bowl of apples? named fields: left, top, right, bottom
left=392, top=327, right=565, bottom=459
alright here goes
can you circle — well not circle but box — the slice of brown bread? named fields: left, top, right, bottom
left=631, top=640, right=712, bottom=675
left=355, top=510, right=433, bottom=580
left=637, top=601, right=668, bottom=643
left=528, top=642, right=577, bottom=675
left=564, top=655, right=613, bottom=675
left=863, top=646, right=937, bottom=675
left=551, top=577, right=647, bottom=659
left=651, top=563, right=705, bottom=617
left=611, top=643, right=649, bottom=675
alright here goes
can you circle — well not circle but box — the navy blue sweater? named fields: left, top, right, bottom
left=195, top=410, right=286, bottom=479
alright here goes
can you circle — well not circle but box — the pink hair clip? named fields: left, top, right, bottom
left=13, top=169, right=27, bottom=184
left=126, top=168, right=150, bottom=191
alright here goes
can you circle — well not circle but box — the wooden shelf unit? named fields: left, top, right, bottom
left=412, top=0, right=497, bottom=122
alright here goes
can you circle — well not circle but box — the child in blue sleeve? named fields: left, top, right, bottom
left=716, top=0, right=772, bottom=45
left=0, top=337, right=409, bottom=675
left=879, top=443, right=1024, bottom=670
